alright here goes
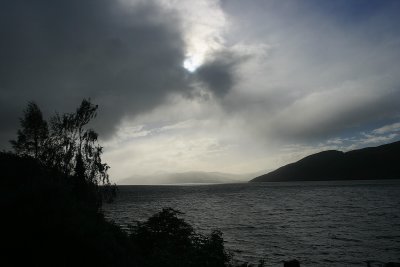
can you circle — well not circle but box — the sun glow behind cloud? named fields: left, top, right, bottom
left=159, top=0, right=228, bottom=72
left=183, top=55, right=201, bottom=72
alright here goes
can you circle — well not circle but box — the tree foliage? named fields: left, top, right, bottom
left=10, top=99, right=115, bottom=204
left=47, top=100, right=108, bottom=183
left=129, top=208, right=232, bottom=267
left=10, top=102, right=48, bottom=159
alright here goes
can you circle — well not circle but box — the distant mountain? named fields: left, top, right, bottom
left=118, top=171, right=257, bottom=185
left=250, top=140, right=400, bottom=182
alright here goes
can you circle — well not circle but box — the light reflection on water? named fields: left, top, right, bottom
left=103, top=180, right=400, bottom=266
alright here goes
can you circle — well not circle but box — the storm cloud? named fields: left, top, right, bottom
left=195, top=51, right=242, bottom=97
left=0, top=0, right=238, bottom=144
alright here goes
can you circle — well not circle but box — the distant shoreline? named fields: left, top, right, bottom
left=116, top=179, right=400, bottom=186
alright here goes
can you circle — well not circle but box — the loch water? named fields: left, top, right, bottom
left=103, top=180, right=400, bottom=266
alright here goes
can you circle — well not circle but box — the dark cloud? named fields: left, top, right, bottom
left=195, top=51, right=241, bottom=97
left=0, top=0, right=191, bottom=145
left=272, top=90, right=400, bottom=143
left=0, top=0, right=241, bottom=148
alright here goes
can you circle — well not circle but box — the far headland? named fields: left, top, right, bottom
left=250, top=140, right=400, bottom=182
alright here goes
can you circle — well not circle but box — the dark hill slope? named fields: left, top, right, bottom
left=0, top=152, right=134, bottom=267
left=251, top=141, right=400, bottom=182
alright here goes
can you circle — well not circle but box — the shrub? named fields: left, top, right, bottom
left=129, top=208, right=232, bottom=267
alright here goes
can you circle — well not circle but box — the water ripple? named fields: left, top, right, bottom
left=104, top=180, right=400, bottom=266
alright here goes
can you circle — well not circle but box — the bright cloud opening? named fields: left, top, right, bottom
left=183, top=54, right=203, bottom=72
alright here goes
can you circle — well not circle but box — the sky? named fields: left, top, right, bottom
left=1, top=0, right=400, bottom=183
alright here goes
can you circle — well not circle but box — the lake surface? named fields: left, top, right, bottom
left=103, top=180, right=400, bottom=266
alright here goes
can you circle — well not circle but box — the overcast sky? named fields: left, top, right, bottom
left=1, top=0, right=400, bottom=183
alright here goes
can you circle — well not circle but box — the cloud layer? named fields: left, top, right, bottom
left=0, top=0, right=235, bottom=142
left=1, top=0, right=400, bottom=182
left=220, top=0, right=400, bottom=142
left=0, top=1, right=182, bottom=137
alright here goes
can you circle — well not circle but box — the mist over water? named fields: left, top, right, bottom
left=104, top=180, right=400, bottom=266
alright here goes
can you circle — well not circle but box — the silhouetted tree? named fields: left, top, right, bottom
left=47, top=100, right=107, bottom=180
left=47, top=99, right=115, bottom=203
left=10, top=99, right=115, bottom=204
left=10, top=102, right=48, bottom=159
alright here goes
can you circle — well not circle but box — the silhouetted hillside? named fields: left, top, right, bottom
left=250, top=141, right=400, bottom=182
left=0, top=152, right=134, bottom=267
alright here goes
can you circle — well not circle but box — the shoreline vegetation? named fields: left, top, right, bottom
left=2, top=100, right=399, bottom=266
